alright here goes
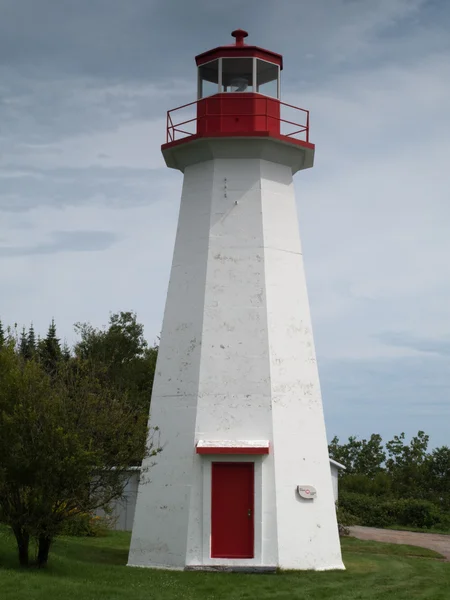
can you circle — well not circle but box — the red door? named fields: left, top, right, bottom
left=211, top=462, right=254, bottom=559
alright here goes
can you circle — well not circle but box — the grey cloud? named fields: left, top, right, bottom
left=1, top=0, right=447, bottom=153
left=0, top=166, right=176, bottom=212
left=0, top=0, right=261, bottom=81
left=0, top=71, right=185, bottom=147
left=0, top=230, right=119, bottom=257
left=1, top=0, right=449, bottom=452
left=377, top=331, right=450, bottom=357
left=1, top=1, right=446, bottom=84
left=320, top=354, right=450, bottom=447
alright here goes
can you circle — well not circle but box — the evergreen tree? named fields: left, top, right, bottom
left=39, top=319, right=62, bottom=375
left=0, top=320, right=5, bottom=347
left=36, top=334, right=42, bottom=355
left=61, top=341, right=71, bottom=362
left=19, top=327, right=28, bottom=358
left=27, top=324, right=36, bottom=358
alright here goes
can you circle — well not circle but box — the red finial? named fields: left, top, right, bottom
left=231, top=29, right=248, bottom=47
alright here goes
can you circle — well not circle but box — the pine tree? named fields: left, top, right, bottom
left=62, top=341, right=71, bottom=362
left=0, top=321, right=5, bottom=347
left=27, top=324, right=36, bottom=358
left=40, top=319, right=62, bottom=374
left=19, top=327, right=28, bottom=358
left=16, top=324, right=37, bottom=361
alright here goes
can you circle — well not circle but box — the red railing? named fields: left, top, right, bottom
left=166, top=96, right=310, bottom=144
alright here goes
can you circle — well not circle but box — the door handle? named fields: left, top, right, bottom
left=248, top=509, right=252, bottom=517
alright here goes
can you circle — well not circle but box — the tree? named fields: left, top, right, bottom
left=38, top=319, right=62, bottom=375
left=385, top=431, right=430, bottom=498
left=0, top=320, right=5, bottom=347
left=0, top=341, right=160, bottom=567
left=18, top=324, right=37, bottom=360
left=61, top=341, right=72, bottom=362
left=328, top=434, right=385, bottom=477
left=19, top=327, right=28, bottom=358
left=74, top=311, right=158, bottom=414
left=425, top=446, right=450, bottom=509
left=27, top=324, right=36, bottom=358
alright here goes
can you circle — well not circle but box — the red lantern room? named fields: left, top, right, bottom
left=162, top=30, right=314, bottom=172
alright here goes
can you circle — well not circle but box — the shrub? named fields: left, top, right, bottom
left=394, top=499, right=442, bottom=529
left=338, top=492, right=396, bottom=528
left=59, top=512, right=115, bottom=537
left=336, top=503, right=357, bottom=536
left=339, top=492, right=448, bottom=530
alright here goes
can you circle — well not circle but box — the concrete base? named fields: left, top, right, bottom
left=185, top=565, right=278, bottom=573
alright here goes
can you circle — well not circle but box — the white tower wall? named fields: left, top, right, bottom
left=128, top=151, right=343, bottom=571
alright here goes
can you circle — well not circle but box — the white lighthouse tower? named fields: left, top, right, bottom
left=128, top=29, right=344, bottom=572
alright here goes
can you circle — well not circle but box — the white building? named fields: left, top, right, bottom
left=329, top=459, right=346, bottom=503
left=128, top=29, right=345, bottom=572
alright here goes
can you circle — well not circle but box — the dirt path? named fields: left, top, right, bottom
left=349, top=526, right=450, bottom=561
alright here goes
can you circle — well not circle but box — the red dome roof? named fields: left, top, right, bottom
left=195, top=29, right=283, bottom=69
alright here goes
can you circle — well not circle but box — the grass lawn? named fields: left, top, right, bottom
left=385, top=524, right=450, bottom=536
left=0, top=527, right=449, bottom=600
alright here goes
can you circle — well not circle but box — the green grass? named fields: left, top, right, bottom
left=0, top=527, right=449, bottom=600
left=385, top=524, right=450, bottom=536
left=342, top=536, right=444, bottom=559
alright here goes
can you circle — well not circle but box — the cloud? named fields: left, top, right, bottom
left=0, top=230, right=120, bottom=257
left=1, top=1, right=446, bottom=83
left=0, top=72, right=191, bottom=158
left=0, top=0, right=256, bottom=81
left=0, top=202, right=178, bottom=356
left=1, top=0, right=450, bottom=448
left=0, top=166, right=178, bottom=212
left=282, top=49, right=450, bottom=366
left=377, top=332, right=450, bottom=357
left=321, top=354, right=450, bottom=447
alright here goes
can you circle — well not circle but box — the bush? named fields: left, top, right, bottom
left=339, top=492, right=396, bottom=528
left=336, top=503, right=357, bottom=536
left=59, top=512, right=114, bottom=537
left=339, top=492, right=448, bottom=530
left=394, top=499, right=442, bottom=529
left=437, top=513, right=450, bottom=530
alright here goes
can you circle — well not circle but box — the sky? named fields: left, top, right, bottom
left=1, top=0, right=450, bottom=447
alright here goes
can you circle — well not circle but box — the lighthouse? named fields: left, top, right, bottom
left=128, top=29, right=344, bottom=571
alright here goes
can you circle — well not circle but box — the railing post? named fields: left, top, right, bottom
left=306, top=110, right=310, bottom=143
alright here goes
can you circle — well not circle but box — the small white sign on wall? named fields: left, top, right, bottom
left=297, top=485, right=317, bottom=500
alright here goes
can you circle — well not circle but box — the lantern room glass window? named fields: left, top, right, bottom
left=198, top=57, right=280, bottom=99
left=221, top=58, right=253, bottom=93
left=198, top=59, right=219, bottom=98
left=256, top=59, right=279, bottom=98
